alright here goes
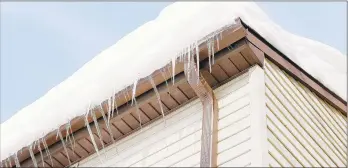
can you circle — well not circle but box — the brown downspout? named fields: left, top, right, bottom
left=184, top=57, right=219, bottom=167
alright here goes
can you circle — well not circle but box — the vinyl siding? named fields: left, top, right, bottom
left=78, top=99, right=203, bottom=167
left=77, top=66, right=267, bottom=167
left=265, top=59, right=347, bottom=167
left=215, top=66, right=267, bottom=167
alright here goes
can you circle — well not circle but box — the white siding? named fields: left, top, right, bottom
left=265, top=60, right=347, bottom=167
left=78, top=99, right=203, bottom=167
left=77, top=65, right=268, bottom=167
left=215, top=65, right=268, bottom=167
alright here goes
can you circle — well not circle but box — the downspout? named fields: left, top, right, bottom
left=184, top=56, right=219, bottom=167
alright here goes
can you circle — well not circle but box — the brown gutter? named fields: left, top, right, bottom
left=184, top=53, right=219, bottom=167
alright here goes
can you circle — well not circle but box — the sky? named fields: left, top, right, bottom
left=0, top=2, right=346, bottom=123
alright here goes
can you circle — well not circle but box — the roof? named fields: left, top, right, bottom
left=1, top=1, right=346, bottom=163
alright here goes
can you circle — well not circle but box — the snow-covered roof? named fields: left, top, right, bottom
left=1, top=1, right=346, bottom=160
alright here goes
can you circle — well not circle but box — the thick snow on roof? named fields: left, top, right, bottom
left=1, top=2, right=346, bottom=160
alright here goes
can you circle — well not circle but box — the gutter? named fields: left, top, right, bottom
left=184, top=54, right=219, bottom=167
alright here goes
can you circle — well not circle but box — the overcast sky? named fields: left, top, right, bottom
left=0, top=2, right=346, bottom=123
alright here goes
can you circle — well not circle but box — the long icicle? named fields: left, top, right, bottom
left=171, top=57, right=176, bottom=85
left=212, top=37, right=215, bottom=65
left=195, top=41, right=200, bottom=77
left=68, top=120, right=76, bottom=152
left=111, top=89, right=116, bottom=119
left=85, top=109, right=103, bottom=164
left=58, top=131, right=71, bottom=166
left=55, top=129, right=60, bottom=141
left=216, top=35, right=220, bottom=51
left=37, top=139, right=45, bottom=167
left=4, top=159, right=8, bottom=168
left=160, top=69, right=170, bottom=93
left=115, top=93, right=119, bottom=116
left=207, top=39, right=212, bottom=73
left=100, top=105, right=115, bottom=144
left=29, top=144, right=38, bottom=167
left=65, top=124, right=72, bottom=147
left=134, top=97, right=143, bottom=131
left=131, top=80, right=138, bottom=106
left=8, top=158, right=12, bottom=168
left=91, top=110, right=105, bottom=151
left=188, top=46, right=192, bottom=80
left=42, top=137, right=53, bottom=166
left=14, top=152, right=21, bottom=168
left=107, top=97, right=112, bottom=126
left=149, top=76, right=166, bottom=126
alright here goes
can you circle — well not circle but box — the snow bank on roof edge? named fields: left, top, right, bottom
left=1, top=2, right=346, bottom=160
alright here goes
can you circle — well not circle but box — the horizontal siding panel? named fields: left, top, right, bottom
left=265, top=60, right=347, bottom=167
left=217, top=138, right=251, bottom=166
left=129, top=132, right=201, bottom=167
left=219, top=104, right=250, bottom=129
left=78, top=100, right=202, bottom=167
left=218, top=114, right=250, bottom=142
left=215, top=72, right=252, bottom=167
left=219, top=150, right=251, bottom=167
left=170, top=151, right=200, bottom=167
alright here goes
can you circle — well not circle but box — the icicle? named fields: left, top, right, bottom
left=29, top=144, right=38, bottom=167
left=33, top=140, right=38, bottom=150
left=111, top=89, right=116, bottom=118
left=127, top=89, right=132, bottom=103
left=187, top=46, right=191, bottom=80
left=8, top=158, right=12, bottom=168
left=149, top=76, right=166, bottom=126
left=91, top=110, right=105, bottom=151
left=55, top=130, right=60, bottom=141
left=4, top=159, right=8, bottom=168
left=131, top=80, right=138, bottom=106
left=65, top=124, right=71, bottom=146
left=195, top=41, right=200, bottom=77
left=107, top=97, right=112, bottom=126
left=100, top=105, right=115, bottom=144
left=14, top=153, right=20, bottom=168
left=123, top=90, right=129, bottom=106
left=85, top=111, right=103, bottom=164
left=216, top=35, right=220, bottom=51
left=207, top=39, right=212, bottom=73
left=133, top=98, right=143, bottom=131
left=58, top=131, right=71, bottom=166
left=160, top=69, right=170, bottom=93
left=37, top=139, right=45, bottom=167
left=115, top=94, right=119, bottom=116
left=212, top=38, right=215, bottom=65
left=171, top=57, right=176, bottom=85
left=68, top=120, right=76, bottom=151
left=42, top=138, right=53, bottom=166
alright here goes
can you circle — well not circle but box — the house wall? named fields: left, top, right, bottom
left=265, top=60, right=347, bottom=167
left=77, top=98, right=203, bottom=167
left=214, top=66, right=267, bottom=167
left=77, top=66, right=268, bottom=167
left=76, top=61, right=347, bottom=168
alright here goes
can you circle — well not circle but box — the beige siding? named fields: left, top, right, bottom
left=265, top=60, right=347, bottom=167
left=78, top=99, right=203, bottom=167
left=77, top=66, right=267, bottom=167
left=215, top=66, right=268, bottom=167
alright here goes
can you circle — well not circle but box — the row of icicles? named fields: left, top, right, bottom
left=2, top=23, right=234, bottom=167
